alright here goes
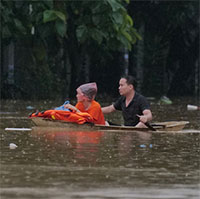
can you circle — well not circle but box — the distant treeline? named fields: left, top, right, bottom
left=1, top=0, right=199, bottom=100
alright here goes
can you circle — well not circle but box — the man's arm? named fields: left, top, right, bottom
left=136, top=109, right=152, bottom=127
left=102, top=104, right=116, bottom=114
left=141, top=109, right=152, bottom=123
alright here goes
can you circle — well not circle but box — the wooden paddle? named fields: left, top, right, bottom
left=107, top=121, right=120, bottom=126
left=136, top=115, right=156, bottom=131
left=187, top=104, right=200, bottom=111
left=144, top=122, right=156, bottom=131
left=108, top=120, right=156, bottom=131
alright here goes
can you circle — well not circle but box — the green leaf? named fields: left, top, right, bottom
left=131, top=28, right=142, bottom=40
left=14, top=19, right=26, bottom=33
left=92, top=15, right=101, bottom=26
left=126, top=14, right=133, bottom=26
left=112, top=12, right=123, bottom=25
left=131, top=35, right=137, bottom=44
left=43, top=0, right=54, bottom=9
left=43, top=10, right=57, bottom=23
left=54, top=11, right=66, bottom=22
left=91, top=3, right=101, bottom=14
left=118, top=34, right=132, bottom=50
left=55, top=20, right=66, bottom=37
left=43, top=10, right=66, bottom=23
left=76, top=25, right=88, bottom=43
left=91, top=28, right=105, bottom=44
left=107, top=0, right=124, bottom=12
left=124, top=0, right=130, bottom=4
left=121, top=30, right=132, bottom=42
left=113, top=23, right=119, bottom=31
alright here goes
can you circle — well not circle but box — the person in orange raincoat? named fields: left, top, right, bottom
left=64, top=82, right=105, bottom=125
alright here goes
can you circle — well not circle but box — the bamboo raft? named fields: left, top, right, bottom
left=31, top=117, right=189, bottom=132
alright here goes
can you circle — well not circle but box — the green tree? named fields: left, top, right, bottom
left=1, top=0, right=141, bottom=99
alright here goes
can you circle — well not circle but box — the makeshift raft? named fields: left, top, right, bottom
left=31, top=117, right=189, bottom=132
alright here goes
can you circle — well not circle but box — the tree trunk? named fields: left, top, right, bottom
left=194, top=59, right=200, bottom=98
left=79, top=48, right=90, bottom=83
left=83, top=53, right=90, bottom=83
left=136, top=23, right=145, bottom=92
left=3, top=42, right=15, bottom=85
left=64, top=48, right=72, bottom=99
left=124, top=48, right=129, bottom=75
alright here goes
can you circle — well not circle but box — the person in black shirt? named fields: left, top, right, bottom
left=102, top=75, right=152, bottom=127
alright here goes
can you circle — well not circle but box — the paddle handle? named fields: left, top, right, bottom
left=136, top=115, right=156, bottom=131
left=145, top=122, right=156, bottom=131
left=187, top=104, right=200, bottom=111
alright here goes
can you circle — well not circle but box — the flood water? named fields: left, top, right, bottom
left=0, top=98, right=200, bottom=199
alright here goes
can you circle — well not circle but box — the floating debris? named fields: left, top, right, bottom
left=5, top=128, right=32, bottom=131
left=158, top=96, right=172, bottom=105
left=187, top=104, right=200, bottom=111
left=9, top=143, right=18, bottom=149
left=26, top=106, right=35, bottom=110
left=140, top=144, right=153, bottom=148
left=0, top=112, right=19, bottom=115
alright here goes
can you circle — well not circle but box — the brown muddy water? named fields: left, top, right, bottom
left=0, top=98, right=200, bottom=199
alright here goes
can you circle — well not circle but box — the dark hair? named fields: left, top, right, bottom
left=121, top=75, right=137, bottom=89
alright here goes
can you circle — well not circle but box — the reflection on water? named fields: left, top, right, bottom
left=0, top=99, right=200, bottom=199
left=31, top=129, right=104, bottom=166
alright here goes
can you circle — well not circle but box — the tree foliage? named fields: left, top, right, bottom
left=1, top=0, right=141, bottom=99
left=1, top=0, right=140, bottom=48
left=1, top=0, right=199, bottom=99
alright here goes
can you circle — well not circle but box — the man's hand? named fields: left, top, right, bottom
left=137, top=114, right=148, bottom=124
left=136, top=109, right=152, bottom=124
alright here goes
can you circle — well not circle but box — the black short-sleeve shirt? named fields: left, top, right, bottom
left=113, top=92, right=150, bottom=126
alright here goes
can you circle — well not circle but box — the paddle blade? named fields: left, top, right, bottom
left=187, top=104, right=198, bottom=111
